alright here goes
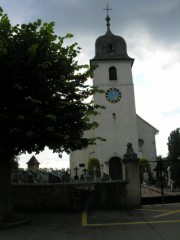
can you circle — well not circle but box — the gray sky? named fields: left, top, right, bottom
left=1, top=0, right=180, bottom=168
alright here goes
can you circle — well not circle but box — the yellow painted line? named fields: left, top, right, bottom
left=87, top=219, right=180, bottom=227
left=82, top=210, right=180, bottom=227
left=154, top=210, right=180, bottom=218
left=82, top=210, right=88, bottom=226
left=134, top=208, right=170, bottom=213
left=84, top=219, right=180, bottom=227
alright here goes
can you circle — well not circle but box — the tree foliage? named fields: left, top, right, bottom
left=0, top=7, right=102, bottom=221
left=88, top=158, right=100, bottom=176
left=167, top=128, right=180, bottom=186
left=0, top=7, right=101, bottom=159
left=10, top=156, right=19, bottom=170
left=167, top=128, right=180, bottom=161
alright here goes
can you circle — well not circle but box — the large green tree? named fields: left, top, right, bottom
left=168, top=128, right=180, bottom=161
left=0, top=8, right=100, bottom=222
left=167, top=128, right=180, bottom=186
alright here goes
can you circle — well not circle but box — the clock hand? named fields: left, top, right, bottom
left=111, top=91, right=116, bottom=99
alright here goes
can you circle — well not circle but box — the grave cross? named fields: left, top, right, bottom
left=83, top=168, right=87, bottom=175
left=74, top=167, right=79, bottom=180
left=74, top=167, right=79, bottom=176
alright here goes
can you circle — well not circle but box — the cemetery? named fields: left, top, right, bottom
left=11, top=148, right=180, bottom=212
left=11, top=143, right=141, bottom=211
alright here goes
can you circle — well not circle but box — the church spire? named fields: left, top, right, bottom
left=103, top=2, right=112, bottom=31
left=92, top=3, right=133, bottom=63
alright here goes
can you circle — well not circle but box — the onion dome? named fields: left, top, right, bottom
left=92, top=15, right=134, bottom=63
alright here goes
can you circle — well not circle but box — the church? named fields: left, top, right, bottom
left=70, top=12, right=158, bottom=180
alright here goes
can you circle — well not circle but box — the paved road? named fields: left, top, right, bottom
left=1, top=204, right=180, bottom=240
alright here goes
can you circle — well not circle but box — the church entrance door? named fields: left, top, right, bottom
left=109, top=157, right=122, bottom=180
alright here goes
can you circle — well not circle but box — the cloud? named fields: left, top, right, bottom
left=162, top=108, right=180, bottom=118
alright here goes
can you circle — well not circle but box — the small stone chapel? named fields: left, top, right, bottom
left=70, top=9, right=158, bottom=181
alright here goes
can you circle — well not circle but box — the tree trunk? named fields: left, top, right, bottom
left=0, top=155, right=13, bottom=222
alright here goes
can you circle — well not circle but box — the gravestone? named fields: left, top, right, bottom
left=49, top=172, right=61, bottom=183
left=143, top=169, right=149, bottom=185
left=167, top=165, right=174, bottom=191
left=41, top=173, right=49, bottom=183
left=27, top=172, right=35, bottom=183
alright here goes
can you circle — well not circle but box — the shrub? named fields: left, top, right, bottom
left=88, top=158, right=100, bottom=176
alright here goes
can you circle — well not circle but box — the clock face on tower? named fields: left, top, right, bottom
left=105, top=88, right=122, bottom=103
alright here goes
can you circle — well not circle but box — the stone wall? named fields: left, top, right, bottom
left=12, top=181, right=129, bottom=211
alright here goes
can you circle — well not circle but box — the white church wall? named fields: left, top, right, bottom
left=92, top=60, right=139, bottom=156
left=137, top=115, right=158, bottom=175
left=93, top=61, right=133, bottom=86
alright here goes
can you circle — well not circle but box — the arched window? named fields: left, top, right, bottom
left=109, top=66, right=117, bottom=80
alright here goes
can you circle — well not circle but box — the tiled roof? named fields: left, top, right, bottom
left=27, top=155, right=40, bottom=165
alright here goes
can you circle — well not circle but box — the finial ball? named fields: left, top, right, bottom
left=106, top=15, right=110, bottom=22
left=127, top=143, right=132, bottom=148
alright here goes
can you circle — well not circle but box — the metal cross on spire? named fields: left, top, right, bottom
left=103, top=2, right=112, bottom=30
left=103, top=2, right=112, bottom=16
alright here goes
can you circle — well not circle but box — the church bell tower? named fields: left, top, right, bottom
left=70, top=9, right=139, bottom=180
